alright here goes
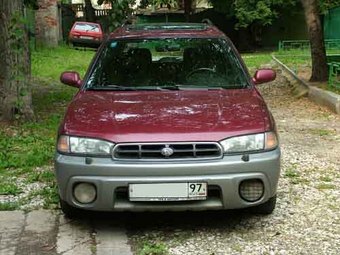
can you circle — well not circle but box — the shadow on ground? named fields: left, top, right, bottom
left=72, top=209, right=260, bottom=231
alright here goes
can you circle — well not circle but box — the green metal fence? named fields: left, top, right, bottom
left=277, top=39, right=340, bottom=91
left=328, top=62, right=340, bottom=91
left=278, top=39, right=340, bottom=52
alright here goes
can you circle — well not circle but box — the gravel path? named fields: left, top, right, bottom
left=128, top=73, right=340, bottom=255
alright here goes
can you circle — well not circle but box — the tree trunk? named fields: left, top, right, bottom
left=184, top=0, right=192, bottom=22
left=0, top=0, right=34, bottom=121
left=301, top=0, right=328, bottom=82
left=35, top=0, right=60, bottom=47
left=84, top=0, right=96, bottom=22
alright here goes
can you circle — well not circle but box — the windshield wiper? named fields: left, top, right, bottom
left=87, top=85, right=169, bottom=91
left=206, top=85, right=245, bottom=90
left=156, top=84, right=211, bottom=90
left=157, top=85, right=181, bottom=90
left=158, top=84, right=227, bottom=90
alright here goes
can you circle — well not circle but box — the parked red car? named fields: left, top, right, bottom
left=57, top=23, right=280, bottom=218
left=68, top=21, right=103, bottom=48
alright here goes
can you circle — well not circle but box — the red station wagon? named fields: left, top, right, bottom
left=56, top=23, right=280, bottom=218
left=68, top=21, right=103, bottom=48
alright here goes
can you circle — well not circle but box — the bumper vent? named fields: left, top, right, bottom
left=112, top=142, right=222, bottom=160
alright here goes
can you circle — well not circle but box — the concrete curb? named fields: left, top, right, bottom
left=272, top=55, right=340, bottom=114
left=309, top=86, right=340, bottom=114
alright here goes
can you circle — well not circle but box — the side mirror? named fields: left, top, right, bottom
left=60, top=71, right=82, bottom=88
left=253, top=69, right=276, bottom=85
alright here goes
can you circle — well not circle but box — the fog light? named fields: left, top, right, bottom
left=239, top=179, right=264, bottom=202
left=73, top=183, right=96, bottom=204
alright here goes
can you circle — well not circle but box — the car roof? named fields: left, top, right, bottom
left=109, top=23, right=225, bottom=40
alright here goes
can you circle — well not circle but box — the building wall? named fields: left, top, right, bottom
left=71, top=0, right=109, bottom=9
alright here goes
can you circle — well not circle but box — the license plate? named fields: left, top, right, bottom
left=129, top=183, right=207, bottom=201
left=80, top=36, right=93, bottom=40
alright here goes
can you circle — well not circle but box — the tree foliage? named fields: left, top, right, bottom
left=209, top=0, right=340, bottom=28
left=319, top=0, right=340, bottom=13
left=139, top=0, right=177, bottom=9
left=209, top=0, right=296, bottom=28
left=97, top=0, right=135, bottom=30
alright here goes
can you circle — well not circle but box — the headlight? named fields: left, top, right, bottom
left=57, top=135, right=114, bottom=156
left=220, top=132, right=278, bottom=154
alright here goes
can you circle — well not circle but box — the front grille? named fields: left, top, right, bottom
left=112, top=142, right=222, bottom=160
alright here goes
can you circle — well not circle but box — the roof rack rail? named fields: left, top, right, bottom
left=201, top=19, right=213, bottom=25
left=125, top=23, right=209, bottom=31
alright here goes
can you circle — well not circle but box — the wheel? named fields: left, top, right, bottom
left=249, top=195, right=277, bottom=215
left=59, top=199, right=81, bottom=219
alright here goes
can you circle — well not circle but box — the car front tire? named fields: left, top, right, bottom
left=249, top=195, right=277, bottom=214
left=60, top=199, right=81, bottom=219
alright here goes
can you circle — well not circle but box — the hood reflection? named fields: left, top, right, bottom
left=63, top=90, right=268, bottom=142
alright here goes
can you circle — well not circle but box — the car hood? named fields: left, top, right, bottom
left=61, top=89, right=271, bottom=143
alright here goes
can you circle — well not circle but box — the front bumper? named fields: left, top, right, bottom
left=54, top=148, right=280, bottom=212
left=69, top=37, right=102, bottom=48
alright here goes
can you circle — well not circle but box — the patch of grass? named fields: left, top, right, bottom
left=27, top=170, right=55, bottom=183
left=317, top=183, right=335, bottom=190
left=231, top=243, right=243, bottom=252
left=41, top=185, right=59, bottom=208
left=0, top=128, right=56, bottom=170
left=284, top=165, right=309, bottom=184
left=32, top=86, right=75, bottom=113
left=241, top=53, right=273, bottom=70
left=284, top=166, right=300, bottom=178
left=310, top=128, right=335, bottom=137
left=90, top=245, right=97, bottom=254
left=139, top=241, right=168, bottom=255
left=0, top=182, right=22, bottom=195
left=275, top=55, right=311, bottom=71
left=328, top=84, right=340, bottom=94
left=28, top=184, right=59, bottom=209
left=320, top=176, right=332, bottom=182
left=31, top=46, right=95, bottom=80
left=0, top=202, right=20, bottom=211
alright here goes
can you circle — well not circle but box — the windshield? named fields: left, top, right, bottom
left=74, top=23, right=100, bottom=32
left=86, top=38, right=249, bottom=90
